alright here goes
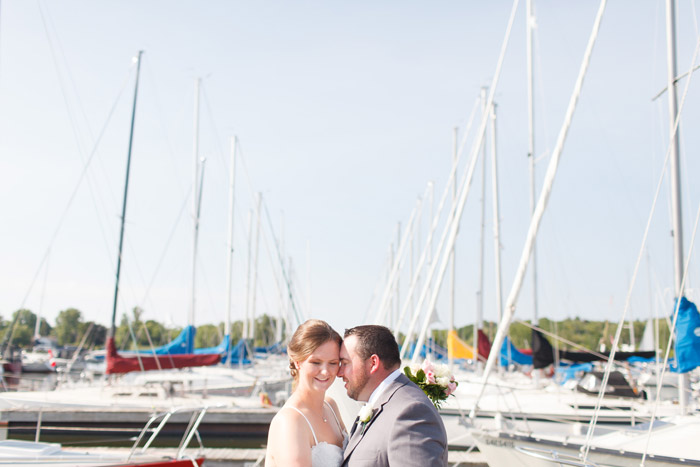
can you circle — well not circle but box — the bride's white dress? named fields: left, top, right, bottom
left=286, top=401, right=348, bottom=467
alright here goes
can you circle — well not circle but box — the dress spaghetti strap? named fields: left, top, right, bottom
left=284, top=405, right=318, bottom=445
left=323, top=400, right=343, bottom=432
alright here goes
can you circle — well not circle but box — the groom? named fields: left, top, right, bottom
left=337, top=325, right=448, bottom=466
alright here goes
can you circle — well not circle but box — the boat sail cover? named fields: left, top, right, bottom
left=673, top=297, right=700, bottom=373
left=532, top=329, right=656, bottom=364
left=255, top=341, right=285, bottom=354
left=105, top=337, right=220, bottom=374
left=499, top=337, right=533, bottom=366
left=194, top=334, right=230, bottom=356
left=133, top=325, right=195, bottom=355
left=447, top=330, right=475, bottom=360
left=409, top=338, right=448, bottom=360
left=198, top=337, right=252, bottom=365
left=477, top=330, right=492, bottom=359
left=447, top=330, right=492, bottom=361
left=532, top=330, right=554, bottom=369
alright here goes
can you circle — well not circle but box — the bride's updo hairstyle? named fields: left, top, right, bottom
left=288, top=319, right=342, bottom=382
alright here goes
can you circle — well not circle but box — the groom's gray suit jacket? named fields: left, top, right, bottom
left=342, top=373, right=448, bottom=467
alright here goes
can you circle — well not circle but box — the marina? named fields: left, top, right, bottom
left=2, top=1, right=700, bottom=466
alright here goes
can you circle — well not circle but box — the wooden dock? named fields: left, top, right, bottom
left=4, top=406, right=489, bottom=465
left=0, top=406, right=276, bottom=447
left=64, top=447, right=488, bottom=466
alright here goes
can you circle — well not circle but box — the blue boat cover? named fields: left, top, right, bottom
left=672, top=297, right=700, bottom=373
left=500, top=337, right=533, bottom=366
left=221, top=338, right=252, bottom=365
left=255, top=341, right=286, bottom=354
left=555, top=362, right=592, bottom=383
left=195, top=334, right=230, bottom=356
left=407, top=338, right=448, bottom=360
left=135, top=325, right=195, bottom=355
left=627, top=356, right=657, bottom=364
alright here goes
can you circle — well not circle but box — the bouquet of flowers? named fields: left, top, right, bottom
left=404, top=358, right=458, bottom=409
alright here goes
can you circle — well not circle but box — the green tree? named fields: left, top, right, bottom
left=254, top=315, right=280, bottom=347
left=114, top=307, right=148, bottom=348
left=0, top=314, right=7, bottom=345
left=230, top=320, right=244, bottom=342
left=5, top=309, right=37, bottom=347
left=195, top=324, right=222, bottom=348
left=75, top=321, right=108, bottom=349
left=431, top=329, right=447, bottom=348
left=54, top=308, right=83, bottom=345
left=143, top=320, right=168, bottom=345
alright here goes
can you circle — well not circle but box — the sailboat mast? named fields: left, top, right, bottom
left=35, top=252, right=51, bottom=340
left=250, top=192, right=263, bottom=342
left=190, top=77, right=202, bottom=328
left=491, top=102, right=504, bottom=325
left=527, top=0, right=539, bottom=323
left=109, top=50, right=143, bottom=337
left=665, top=0, right=689, bottom=413
left=394, top=223, right=401, bottom=330
left=476, top=87, right=488, bottom=365
left=449, top=126, right=458, bottom=370
left=665, top=0, right=684, bottom=294
left=244, top=209, right=253, bottom=340
left=225, top=137, right=237, bottom=339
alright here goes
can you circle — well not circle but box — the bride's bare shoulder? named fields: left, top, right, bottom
left=271, top=406, right=303, bottom=428
left=266, top=406, right=313, bottom=466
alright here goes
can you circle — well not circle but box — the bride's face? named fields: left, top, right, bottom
left=296, top=340, right=340, bottom=392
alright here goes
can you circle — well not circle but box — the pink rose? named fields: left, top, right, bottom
left=426, top=370, right=436, bottom=384
left=445, top=381, right=457, bottom=396
left=421, top=360, right=435, bottom=374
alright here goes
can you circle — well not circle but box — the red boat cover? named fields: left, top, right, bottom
left=105, top=337, right=221, bottom=374
left=477, top=329, right=492, bottom=360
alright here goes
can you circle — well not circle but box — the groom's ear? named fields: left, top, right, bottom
left=368, top=354, right=381, bottom=374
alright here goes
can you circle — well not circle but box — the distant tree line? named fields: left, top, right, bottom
left=0, top=307, right=672, bottom=355
left=0, top=307, right=285, bottom=351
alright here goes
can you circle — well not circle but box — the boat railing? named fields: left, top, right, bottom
left=126, top=404, right=225, bottom=463
left=514, top=445, right=600, bottom=467
left=455, top=377, right=534, bottom=431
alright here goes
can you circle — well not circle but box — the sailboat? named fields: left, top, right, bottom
left=103, top=54, right=221, bottom=376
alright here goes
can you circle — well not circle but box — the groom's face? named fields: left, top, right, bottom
left=338, top=335, right=371, bottom=401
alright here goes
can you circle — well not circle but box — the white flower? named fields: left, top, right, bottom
left=436, top=376, right=450, bottom=387
left=409, top=362, right=421, bottom=375
left=435, top=363, right=451, bottom=379
left=358, top=403, right=374, bottom=423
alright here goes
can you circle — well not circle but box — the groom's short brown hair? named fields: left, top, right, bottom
left=344, top=325, right=401, bottom=370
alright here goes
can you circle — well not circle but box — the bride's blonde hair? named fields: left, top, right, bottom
left=288, top=319, right=342, bottom=382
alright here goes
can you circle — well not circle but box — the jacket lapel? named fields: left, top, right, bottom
left=342, top=374, right=409, bottom=463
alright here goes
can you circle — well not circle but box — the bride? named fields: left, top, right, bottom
left=265, top=319, right=348, bottom=466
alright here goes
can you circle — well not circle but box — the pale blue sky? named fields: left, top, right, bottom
left=1, top=1, right=699, bottom=338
